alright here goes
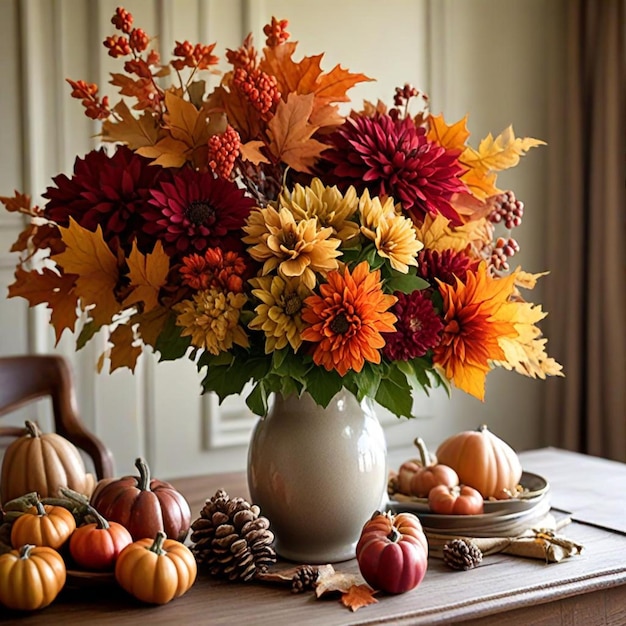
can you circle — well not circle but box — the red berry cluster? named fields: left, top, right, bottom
left=104, top=16, right=150, bottom=59
left=490, top=237, right=520, bottom=273
left=488, top=190, right=524, bottom=229
left=66, top=79, right=110, bottom=120
left=171, top=41, right=219, bottom=71
left=111, top=7, right=132, bottom=33
left=390, top=83, right=428, bottom=121
left=263, top=17, right=290, bottom=48
left=233, top=68, right=281, bottom=119
left=208, top=126, right=241, bottom=180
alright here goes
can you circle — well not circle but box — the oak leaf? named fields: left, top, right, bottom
left=52, top=219, right=121, bottom=327
left=123, top=241, right=170, bottom=313
left=340, top=584, right=379, bottom=612
left=108, top=324, right=142, bottom=373
left=101, top=100, right=160, bottom=149
left=267, top=93, right=328, bottom=173
left=8, top=266, right=78, bottom=344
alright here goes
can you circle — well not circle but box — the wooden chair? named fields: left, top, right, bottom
left=0, top=354, right=114, bottom=479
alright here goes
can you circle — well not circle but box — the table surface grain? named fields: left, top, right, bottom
left=1, top=447, right=625, bottom=625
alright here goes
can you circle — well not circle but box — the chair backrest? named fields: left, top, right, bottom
left=0, top=354, right=114, bottom=479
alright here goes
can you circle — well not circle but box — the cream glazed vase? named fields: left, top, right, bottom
left=247, top=390, right=388, bottom=563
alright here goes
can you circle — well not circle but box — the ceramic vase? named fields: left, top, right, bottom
left=247, top=390, right=387, bottom=563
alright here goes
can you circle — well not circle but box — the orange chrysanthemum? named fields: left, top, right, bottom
left=301, top=261, right=397, bottom=376
left=433, top=263, right=519, bottom=400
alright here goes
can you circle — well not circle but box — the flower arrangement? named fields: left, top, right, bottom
left=2, top=7, right=562, bottom=418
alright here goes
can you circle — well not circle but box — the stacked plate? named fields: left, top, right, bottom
left=386, top=471, right=551, bottom=538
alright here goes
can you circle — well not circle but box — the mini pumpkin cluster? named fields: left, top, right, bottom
left=390, top=425, right=523, bottom=516
left=0, top=423, right=196, bottom=611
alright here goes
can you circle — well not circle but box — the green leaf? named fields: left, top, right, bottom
left=375, top=374, right=414, bottom=418
left=384, top=266, right=430, bottom=294
left=155, top=314, right=191, bottom=361
left=304, top=366, right=343, bottom=407
left=201, top=364, right=250, bottom=402
left=353, top=363, right=381, bottom=400
left=246, top=381, right=269, bottom=416
left=76, top=320, right=101, bottom=350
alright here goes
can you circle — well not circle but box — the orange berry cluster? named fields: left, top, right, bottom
left=208, top=126, right=241, bottom=180
left=66, top=79, right=110, bottom=120
left=263, top=17, right=290, bottom=47
left=226, top=34, right=257, bottom=72
left=233, top=68, right=281, bottom=120
left=172, top=41, right=219, bottom=71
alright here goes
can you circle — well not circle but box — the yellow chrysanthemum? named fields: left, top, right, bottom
left=242, top=205, right=341, bottom=289
left=433, top=263, right=519, bottom=400
left=249, top=275, right=312, bottom=353
left=279, top=178, right=360, bottom=244
left=358, top=189, right=423, bottom=273
left=173, top=289, right=249, bottom=355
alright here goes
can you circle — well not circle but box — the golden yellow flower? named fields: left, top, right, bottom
left=279, top=178, right=360, bottom=244
left=243, top=205, right=341, bottom=289
left=173, top=289, right=249, bottom=355
left=249, top=275, right=312, bottom=352
left=358, top=189, right=423, bottom=273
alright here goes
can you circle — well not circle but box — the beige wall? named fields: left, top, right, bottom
left=0, top=0, right=565, bottom=478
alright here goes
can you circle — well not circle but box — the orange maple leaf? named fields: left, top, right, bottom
left=0, top=191, right=40, bottom=216
left=52, top=219, right=121, bottom=328
left=107, top=324, right=142, bottom=373
left=101, top=100, right=160, bottom=149
left=123, top=241, right=170, bottom=314
left=427, top=113, right=471, bottom=152
left=239, top=140, right=270, bottom=165
left=8, top=266, right=78, bottom=344
left=267, top=93, right=328, bottom=173
left=340, top=585, right=378, bottom=612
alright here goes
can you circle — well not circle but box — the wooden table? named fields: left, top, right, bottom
left=1, top=447, right=625, bottom=625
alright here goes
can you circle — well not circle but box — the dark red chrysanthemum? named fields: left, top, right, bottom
left=43, top=146, right=161, bottom=254
left=144, top=168, right=256, bottom=258
left=382, top=290, right=443, bottom=361
left=417, top=248, right=479, bottom=286
left=323, top=114, right=467, bottom=225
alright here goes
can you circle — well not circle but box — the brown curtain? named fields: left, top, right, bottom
left=544, top=0, right=626, bottom=461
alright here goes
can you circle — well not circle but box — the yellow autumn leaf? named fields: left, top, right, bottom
left=414, top=214, right=490, bottom=253
left=463, top=126, right=546, bottom=173
left=101, top=100, right=160, bottom=149
left=52, top=219, right=121, bottom=327
left=123, top=241, right=170, bottom=314
left=427, top=113, right=471, bottom=152
left=137, top=135, right=189, bottom=168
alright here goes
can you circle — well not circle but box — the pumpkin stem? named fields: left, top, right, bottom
left=414, top=437, right=431, bottom=467
left=135, top=457, right=152, bottom=491
left=61, top=487, right=109, bottom=528
left=149, top=530, right=167, bottom=555
left=478, top=424, right=489, bottom=433
left=87, top=504, right=110, bottom=529
left=24, top=420, right=42, bottom=438
left=34, top=500, right=47, bottom=516
left=19, top=544, right=35, bottom=559
left=387, top=526, right=402, bottom=543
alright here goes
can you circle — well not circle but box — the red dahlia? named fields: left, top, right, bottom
left=417, top=248, right=479, bottom=286
left=144, top=168, right=255, bottom=258
left=43, top=146, right=161, bottom=254
left=382, top=290, right=443, bottom=361
left=324, top=114, right=467, bottom=225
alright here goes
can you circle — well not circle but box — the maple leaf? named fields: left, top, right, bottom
left=101, top=100, right=160, bottom=149
left=108, top=324, right=142, bottom=373
left=239, top=140, right=270, bottom=165
left=123, top=241, right=170, bottom=313
left=427, top=113, right=470, bottom=152
left=52, top=219, right=121, bottom=328
left=463, top=126, right=546, bottom=173
left=414, top=214, right=490, bottom=253
left=0, top=191, right=40, bottom=216
left=267, top=93, right=328, bottom=173
left=8, top=266, right=78, bottom=344
left=137, top=135, right=189, bottom=168
left=134, top=306, right=173, bottom=348
left=315, top=567, right=365, bottom=598
left=341, top=585, right=379, bottom=612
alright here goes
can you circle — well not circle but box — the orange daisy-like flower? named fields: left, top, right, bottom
left=433, top=263, right=520, bottom=400
left=301, top=261, right=397, bottom=376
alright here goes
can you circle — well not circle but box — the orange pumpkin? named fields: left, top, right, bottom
left=435, top=425, right=522, bottom=499
left=400, top=438, right=459, bottom=498
left=0, top=420, right=96, bottom=504
left=10, top=500, right=76, bottom=550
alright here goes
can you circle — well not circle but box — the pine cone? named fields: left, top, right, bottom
left=442, top=538, right=483, bottom=571
left=190, top=489, right=276, bottom=582
left=291, top=565, right=319, bottom=593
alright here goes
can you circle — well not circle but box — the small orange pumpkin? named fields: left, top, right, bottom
left=0, top=420, right=96, bottom=505
left=10, top=500, right=76, bottom=550
left=0, top=544, right=66, bottom=611
left=399, top=438, right=459, bottom=498
left=435, top=425, right=523, bottom=499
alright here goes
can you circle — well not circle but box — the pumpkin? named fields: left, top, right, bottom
left=69, top=505, right=133, bottom=571
left=399, top=438, right=459, bottom=497
left=0, top=544, right=66, bottom=611
left=115, top=531, right=197, bottom=604
left=356, top=510, right=428, bottom=594
left=10, top=500, right=76, bottom=550
left=428, top=484, right=484, bottom=515
left=0, top=420, right=96, bottom=505
left=90, top=457, right=191, bottom=541
left=435, top=425, right=523, bottom=499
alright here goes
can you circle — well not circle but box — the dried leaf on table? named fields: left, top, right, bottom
left=315, top=566, right=364, bottom=598
left=504, top=529, right=584, bottom=563
left=340, top=584, right=378, bottom=612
